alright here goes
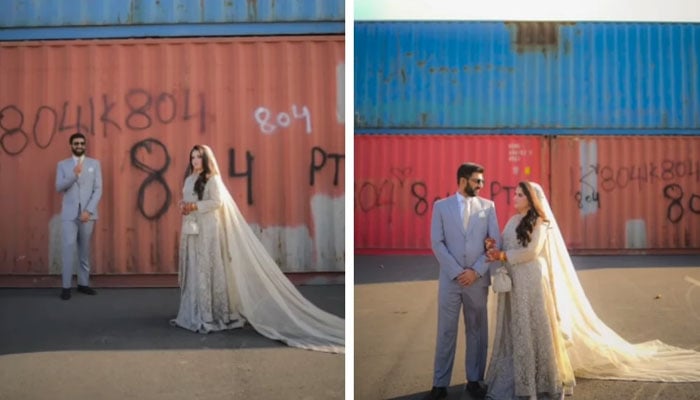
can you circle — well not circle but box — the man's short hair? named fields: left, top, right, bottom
left=457, top=162, right=485, bottom=184
left=69, top=132, right=86, bottom=144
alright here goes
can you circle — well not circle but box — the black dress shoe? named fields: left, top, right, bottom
left=466, top=382, right=487, bottom=399
left=77, top=285, right=97, bottom=295
left=60, top=288, right=71, bottom=300
left=423, top=386, right=447, bottom=400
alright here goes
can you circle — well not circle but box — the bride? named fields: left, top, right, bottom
left=170, top=144, right=344, bottom=354
left=484, top=181, right=700, bottom=398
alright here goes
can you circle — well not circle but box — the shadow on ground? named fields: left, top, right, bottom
left=355, top=254, right=700, bottom=284
left=0, top=285, right=344, bottom=355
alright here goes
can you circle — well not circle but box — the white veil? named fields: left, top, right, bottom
left=525, top=181, right=700, bottom=381
left=203, top=146, right=344, bottom=354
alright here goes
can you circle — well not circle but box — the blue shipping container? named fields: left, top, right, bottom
left=0, top=0, right=344, bottom=39
left=354, top=22, right=700, bottom=134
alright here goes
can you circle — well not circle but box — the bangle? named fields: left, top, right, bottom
left=499, top=251, right=506, bottom=262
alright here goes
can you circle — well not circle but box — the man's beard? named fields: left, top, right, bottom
left=465, top=186, right=478, bottom=197
left=72, top=148, right=85, bottom=157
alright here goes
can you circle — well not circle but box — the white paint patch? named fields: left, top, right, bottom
left=248, top=224, right=313, bottom=273
left=249, top=194, right=344, bottom=272
left=579, top=139, right=598, bottom=216
left=625, top=219, right=647, bottom=248
left=312, top=194, right=345, bottom=272
left=337, top=62, right=345, bottom=124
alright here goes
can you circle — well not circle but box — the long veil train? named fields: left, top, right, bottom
left=488, top=182, right=700, bottom=381
left=205, top=148, right=344, bottom=354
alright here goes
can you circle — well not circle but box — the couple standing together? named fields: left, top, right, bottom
left=426, top=163, right=700, bottom=400
left=427, top=162, right=564, bottom=400
left=56, top=135, right=343, bottom=354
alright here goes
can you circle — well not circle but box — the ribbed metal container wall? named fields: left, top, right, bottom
left=1, top=0, right=344, bottom=26
left=354, top=135, right=548, bottom=253
left=0, top=36, right=345, bottom=277
left=550, top=136, right=700, bottom=253
left=355, top=22, right=700, bottom=133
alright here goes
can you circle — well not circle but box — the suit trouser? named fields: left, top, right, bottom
left=61, top=219, right=95, bottom=288
left=433, top=279, right=489, bottom=387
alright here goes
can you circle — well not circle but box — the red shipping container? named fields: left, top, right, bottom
left=550, top=136, right=700, bottom=253
left=354, top=135, right=549, bottom=253
left=0, top=36, right=345, bottom=283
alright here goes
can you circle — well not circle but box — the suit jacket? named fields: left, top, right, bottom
left=431, top=194, right=501, bottom=285
left=55, top=157, right=103, bottom=221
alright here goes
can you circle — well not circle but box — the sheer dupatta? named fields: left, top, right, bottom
left=523, top=182, right=700, bottom=381
left=203, top=147, right=344, bottom=354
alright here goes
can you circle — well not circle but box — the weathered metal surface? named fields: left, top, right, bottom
left=550, top=136, right=700, bottom=252
left=355, top=134, right=700, bottom=254
left=1, top=0, right=345, bottom=26
left=354, top=134, right=548, bottom=252
left=0, top=0, right=345, bottom=40
left=0, top=36, right=345, bottom=279
left=355, top=21, right=700, bottom=133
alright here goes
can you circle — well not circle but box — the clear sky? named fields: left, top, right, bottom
left=354, top=0, right=700, bottom=22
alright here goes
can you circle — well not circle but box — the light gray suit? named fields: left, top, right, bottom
left=431, top=194, right=501, bottom=387
left=55, top=157, right=103, bottom=289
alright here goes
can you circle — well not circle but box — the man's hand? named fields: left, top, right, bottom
left=457, top=269, right=477, bottom=286
left=79, top=211, right=91, bottom=223
left=73, top=161, right=83, bottom=176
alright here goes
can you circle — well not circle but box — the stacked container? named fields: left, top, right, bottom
left=0, top=0, right=345, bottom=285
left=355, top=21, right=700, bottom=254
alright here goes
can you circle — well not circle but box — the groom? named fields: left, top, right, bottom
left=425, top=162, right=501, bottom=400
left=55, top=132, right=103, bottom=300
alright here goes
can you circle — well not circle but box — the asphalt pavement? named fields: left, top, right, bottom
left=0, top=285, right=345, bottom=400
left=355, top=255, right=700, bottom=400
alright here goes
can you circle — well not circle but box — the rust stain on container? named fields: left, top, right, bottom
left=0, top=36, right=345, bottom=278
left=505, top=21, right=575, bottom=54
left=354, top=135, right=548, bottom=253
left=550, top=136, right=700, bottom=253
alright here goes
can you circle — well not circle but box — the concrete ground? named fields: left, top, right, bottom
left=0, top=285, right=344, bottom=400
left=355, top=255, right=700, bottom=400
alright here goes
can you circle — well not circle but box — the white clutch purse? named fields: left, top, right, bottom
left=181, top=216, right=199, bottom=235
left=492, top=265, right=512, bottom=293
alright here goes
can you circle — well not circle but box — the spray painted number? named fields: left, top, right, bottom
left=254, top=105, right=311, bottom=134
left=130, top=139, right=172, bottom=220
left=0, top=105, right=29, bottom=155
left=664, top=184, right=700, bottom=223
left=125, top=89, right=206, bottom=133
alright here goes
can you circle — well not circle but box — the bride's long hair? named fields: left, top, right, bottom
left=515, top=181, right=549, bottom=247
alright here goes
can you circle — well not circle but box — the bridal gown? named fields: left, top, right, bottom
left=484, top=181, right=700, bottom=399
left=171, top=173, right=344, bottom=354
left=171, top=174, right=245, bottom=333
left=485, top=214, right=574, bottom=400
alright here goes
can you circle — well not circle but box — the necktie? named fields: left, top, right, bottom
left=463, top=197, right=471, bottom=231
